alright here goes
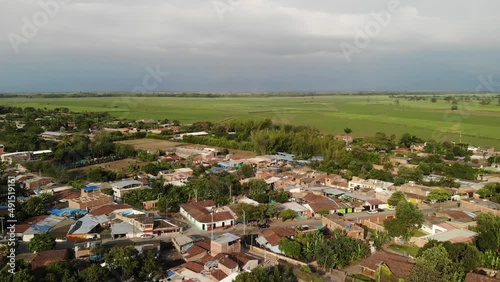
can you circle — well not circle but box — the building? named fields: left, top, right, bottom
left=210, top=233, right=241, bottom=257
left=67, top=214, right=108, bottom=241
left=31, top=249, right=69, bottom=270
left=256, top=226, right=295, bottom=254
left=174, top=131, right=209, bottom=140
left=24, top=177, right=53, bottom=190
left=358, top=251, right=415, bottom=280
left=38, top=131, right=71, bottom=142
left=67, top=186, right=113, bottom=210
left=280, top=202, right=309, bottom=218
left=322, top=214, right=364, bottom=239
left=420, top=229, right=477, bottom=244
left=349, top=177, right=394, bottom=192
left=111, top=180, right=144, bottom=202
left=74, top=240, right=102, bottom=259
left=22, top=215, right=66, bottom=241
left=180, top=200, right=235, bottom=231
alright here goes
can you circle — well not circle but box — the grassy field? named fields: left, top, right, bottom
left=2, top=95, right=500, bottom=147
left=69, top=158, right=149, bottom=173
left=116, top=139, right=186, bottom=151
left=388, top=244, right=420, bottom=257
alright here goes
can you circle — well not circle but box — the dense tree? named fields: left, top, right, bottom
left=104, top=246, right=140, bottom=279
left=344, top=128, right=352, bottom=135
left=138, top=251, right=162, bottom=280
left=45, top=261, right=78, bottom=282
left=473, top=213, right=500, bottom=252
left=235, top=265, right=297, bottom=282
left=387, top=191, right=406, bottom=207
left=29, top=234, right=56, bottom=253
left=315, top=230, right=369, bottom=269
left=409, top=245, right=455, bottom=282
left=427, top=189, right=452, bottom=202
left=238, top=164, right=256, bottom=179
left=384, top=200, right=424, bottom=240
left=477, top=183, right=500, bottom=203
left=79, top=264, right=111, bottom=282
left=279, top=209, right=297, bottom=221
left=278, top=238, right=302, bottom=259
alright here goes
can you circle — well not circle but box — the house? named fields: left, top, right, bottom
left=335, top=134, right=353, bottom=144
left=31, top=249, right=69, bottom=270
left=174, top=131, right=209, bottom=140
left=67, top=186, right=113, bottom=210
left=302, top=193, right=341, bottom=217
left=48, top=218, right=75, bottom=241
left=280, top=202, right=309, bottom=218
left=24, top=177, right=53, bottom=190
left=88, top=204, right=131, bottom=216
left=22, top=215, right=66, bottom=242
left=394, top=182, right=433, bottom=204
left=255, top=226, right=295, bottom=254
left=210, top=233, right=241, bottom=257
left=111, top=180, right=144, bottom=202
left=74, top=240, right=102, bottom=259
left=349, top=177, right=394, bottom=192
left=67, top=214, right=108, bottom=241
left=180, top=200, right=235, bottom=231
left=421, top=229, right=477, bottom=243
left=38, top=131, right=71, bottom=142
left=322, top=214, right=364, bottom=239
left=172, top=235, right=195, bottom=253
left=357, top=251, right=415, bottom=280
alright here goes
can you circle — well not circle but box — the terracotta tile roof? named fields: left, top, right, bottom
left=181, top=261, right=205, bottom=273
left=31, top=249, right=69, bottom=269
left=180, top=200, right=234, bottom=223
left=304, top=193, right=331, bottom=203
left=53, top=189, right=81, bottom=201
left=211, top=269, right=228, bottom=281
left=465, top=273, right=500, bottom=282
left=15, top=224, right=31, bottom=233
left=261, top=227, right=295, bottom=246
left=195, top=239, right=212, bottom=251
left=88, top=204, right=131, bottom=216
left=441, top=210, right=473, bottom=221
left=231, top=252, right=257, bottom=266
left=358, top=251, right=414, bottom=278
left=309, top=202, right=339, bottom=213
left=219, top=257, right=238, bottom=269
left=184, top=245, right=208, bottom=260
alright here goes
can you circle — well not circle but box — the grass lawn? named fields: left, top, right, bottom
left=388, top=244, right=420, bottom=257
left=413, top=230, right=427, bottom=237
left=349, top=274, right=375, bottom=282
left=2, top=94, right=500, bottom=147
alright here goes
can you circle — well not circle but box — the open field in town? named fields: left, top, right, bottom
left=69, top=158, right=149, bottom=173
left=2, top=95, right=500, bottom=147
left=116, top=138, right=256, bottom=159
left=116, top=139, right=186, bottom=151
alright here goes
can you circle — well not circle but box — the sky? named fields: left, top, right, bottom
left=1, top=0, right=500, bottom=93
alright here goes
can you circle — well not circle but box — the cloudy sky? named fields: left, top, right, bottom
left=1, top=0, right=500, bottom=92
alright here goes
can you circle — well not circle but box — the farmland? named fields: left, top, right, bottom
left=1, top=95, right=500, bottom=147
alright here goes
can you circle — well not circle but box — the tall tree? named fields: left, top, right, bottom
left=387, top=191, right=406, bottom=207
left=409, top=245, right=454, bottom=282
left=29, top=234, right=56, bottom=253
left=384, top=200, right=424, bottom=241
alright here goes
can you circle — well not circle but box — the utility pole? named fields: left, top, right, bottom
left=242, top=209, right=246, bottom=236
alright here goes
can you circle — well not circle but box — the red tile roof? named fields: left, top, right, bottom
left=31, top=249, right=69, bottom=269
left=181, top=261, right=205, bottom=273
left=358, top=251, right=414, bottom=278
left=88, top=204, right=131, bottom=216
left=219, top=256, right=238, bottom=269
left=260, top=227, right=295, bottom=246
left=211, top=269, right=228, bottom=281
left=184, top=245, right=208, bottom=260
left=180, top=201, right=234, bottom=223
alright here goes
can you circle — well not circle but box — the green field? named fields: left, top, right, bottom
left=1, top=95, right=500, bottom=147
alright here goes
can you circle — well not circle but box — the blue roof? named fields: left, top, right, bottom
left=83, top=185, right=100, bottom=191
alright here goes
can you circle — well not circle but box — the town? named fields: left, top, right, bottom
left=0, top=105, right=499, bottom=282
